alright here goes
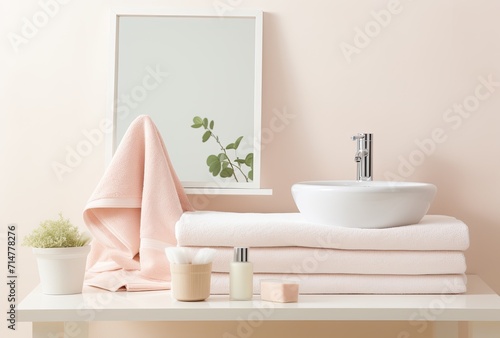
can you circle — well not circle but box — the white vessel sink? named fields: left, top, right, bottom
left=291, top=180, right=437, bottom=229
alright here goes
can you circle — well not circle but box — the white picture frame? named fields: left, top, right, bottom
left=106, top=8, right=264, bottom=192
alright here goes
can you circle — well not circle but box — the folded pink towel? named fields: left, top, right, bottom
left=210, top=273, right=467, bottom=294
left=84, top=115, right=193, bottom=291
left=199, top=246, right=466, bottom=275
left=84, top=270, right=169, bottom=292
left=176, top=212, right=469, bottom=250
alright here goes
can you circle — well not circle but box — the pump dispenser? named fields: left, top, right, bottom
left=230, top=247, right=253, bottom=300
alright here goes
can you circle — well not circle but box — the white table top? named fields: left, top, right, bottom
left=18, top=275, right=500, bottom=323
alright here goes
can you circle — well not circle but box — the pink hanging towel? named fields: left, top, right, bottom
left=83, top=115, right=193, bottom=291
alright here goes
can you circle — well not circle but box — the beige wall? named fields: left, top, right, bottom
left=1, top=0, right=499, bottom=337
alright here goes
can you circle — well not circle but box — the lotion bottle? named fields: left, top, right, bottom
left=230, top=247, right=253, bottom=300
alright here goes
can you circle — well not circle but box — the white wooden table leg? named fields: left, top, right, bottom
left=32, top=322, right=88, bottom=338
left=468, top=322, right=500, bottom=338
left=33, top=322, right=63, bottom=338
left=64, top=322, right=89, bottom=338
left=433, top=321, right=459, bottom=338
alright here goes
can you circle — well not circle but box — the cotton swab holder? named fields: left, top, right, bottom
left=166, top=247, right=215, bottom=301
left=170, top=262, right=212, bottom=301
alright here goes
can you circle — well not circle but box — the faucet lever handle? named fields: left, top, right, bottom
left=351, top=134, right=365, bottom=141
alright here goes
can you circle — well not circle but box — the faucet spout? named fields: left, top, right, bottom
left=352, top=133, right=373, bottom=181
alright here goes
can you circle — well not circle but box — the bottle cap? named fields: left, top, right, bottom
left=233, top=247, right=249, bottom=262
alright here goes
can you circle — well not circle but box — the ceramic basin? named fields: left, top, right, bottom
left=291, top=180, right=437, bottom=229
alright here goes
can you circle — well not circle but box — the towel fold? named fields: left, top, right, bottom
left=85, top=270, right=169, bottom=292
left=210, top=273, right=467, bottom=294
left=84, top=115, right=193, bottom=291
left=176, top=211, right=469, bottom=251
left=195, top=246, right=466, bottom=275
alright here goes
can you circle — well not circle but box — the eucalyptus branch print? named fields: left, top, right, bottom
left=191, top=116, right=253, bottom=182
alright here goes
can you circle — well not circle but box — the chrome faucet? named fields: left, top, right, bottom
left=351, top=133, right=373, bottom=181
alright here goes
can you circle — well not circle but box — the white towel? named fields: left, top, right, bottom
left=210, top=273, right=468, bottom=294
left=198, top=246, right=466, bottom=275
left=176, top=212, right=469, bottom=251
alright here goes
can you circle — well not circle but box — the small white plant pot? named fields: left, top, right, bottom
left=33, top=246, right=91, bottom=295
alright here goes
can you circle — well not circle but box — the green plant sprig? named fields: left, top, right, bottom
left=191, top=116, right=253, bottom=182
left=22, top=213, right=91, bottom=248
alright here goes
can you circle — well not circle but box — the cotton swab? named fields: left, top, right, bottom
left=165, top=247, right=192, bottom=264
left=165, top=247, right=216, bottom=264
left=192, top=248, right=216, bottom=264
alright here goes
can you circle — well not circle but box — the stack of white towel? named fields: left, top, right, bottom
left=175, top=211, right=469, bottom=294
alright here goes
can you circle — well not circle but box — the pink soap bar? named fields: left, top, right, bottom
left=260, top=279, right=299, bottom=303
